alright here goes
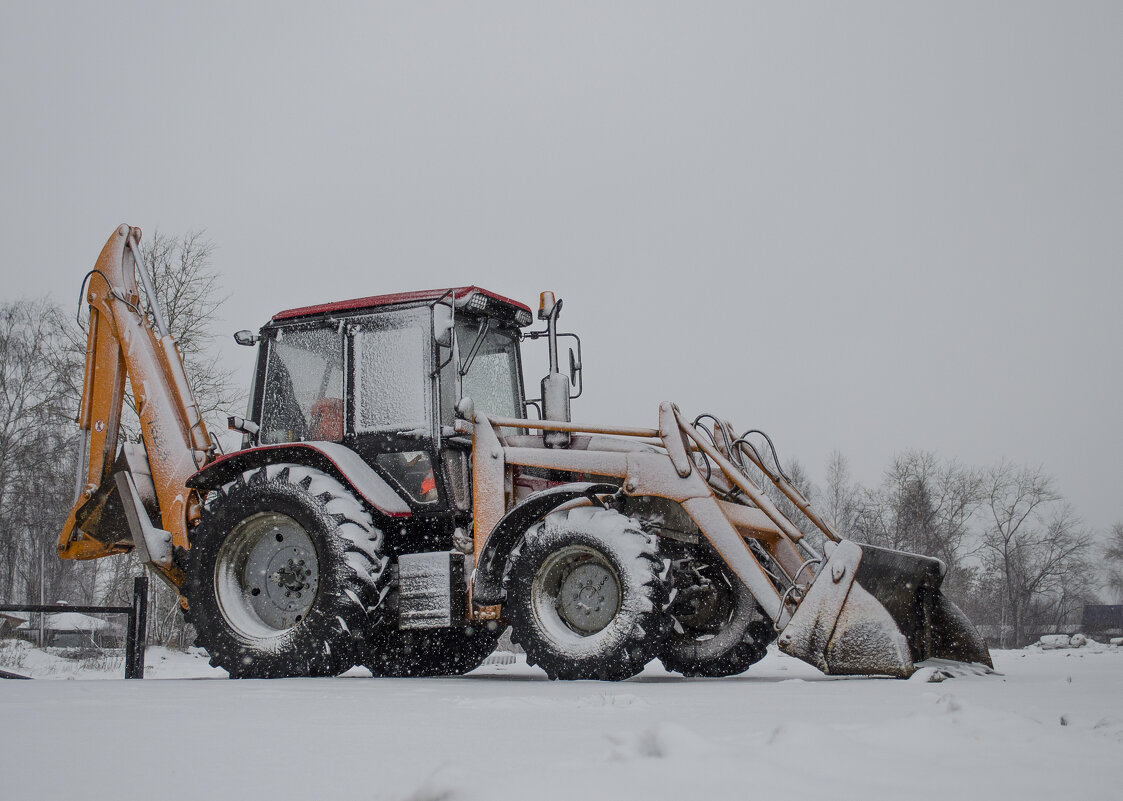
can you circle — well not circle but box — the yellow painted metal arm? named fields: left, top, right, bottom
left=57, top=225, right=212, bottom=582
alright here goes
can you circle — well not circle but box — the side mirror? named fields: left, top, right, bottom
left=233, top=330, right=259, bottom=346
left=433, top=304, right=454, bottom=348
left=568, top=348, right=581, bottom=387
left=228, top=415, right=260, bottom=436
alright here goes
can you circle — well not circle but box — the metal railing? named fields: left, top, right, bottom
left=0, top=576, right=149, bottom=679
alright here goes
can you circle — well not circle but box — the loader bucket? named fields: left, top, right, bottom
left=777, top=541, right=992, bottom=678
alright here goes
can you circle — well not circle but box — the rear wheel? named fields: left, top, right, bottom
left=185, top=464, right=390, bottom=678
left=504, top=506, right=672, bottom=681
left=659, top=544, right=774, bottom=677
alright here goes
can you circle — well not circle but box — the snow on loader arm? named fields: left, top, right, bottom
left=673, top=408, right=992, bottom=678
left=473, top=402, right=991, bottom=680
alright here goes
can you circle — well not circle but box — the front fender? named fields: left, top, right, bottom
left=187, top=442, right=411, bottom=518
left=471, top=482, right=617, bottom=605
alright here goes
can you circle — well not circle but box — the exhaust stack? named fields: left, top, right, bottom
left=538, top=291, right=571, bottom=448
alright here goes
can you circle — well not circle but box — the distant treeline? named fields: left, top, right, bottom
left=764, top=450, right=1121, bottom=647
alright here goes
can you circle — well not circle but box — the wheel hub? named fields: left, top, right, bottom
left=215, top=512, right=319, bottom=637
left=271, top=560, right=311, bottom=593
left=534, top=545, right=623, bottom=638
left=557, top=563, right=620, bottom=634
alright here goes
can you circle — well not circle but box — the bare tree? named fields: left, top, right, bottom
left=822, top=450, right=860, bottom=539
left=1, top=233, right=240, bottom=644
left=978, top=461, right=1092, bottom=646
left=133, top=229, right=242, bottom=432
left=0, top=299, right=92, bottom=605
left=852, top=451, right=982, bottom=594
left=1103, top=522, right=1123, bottom=602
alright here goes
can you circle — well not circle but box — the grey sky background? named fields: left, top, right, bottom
left=2, top=2, right=1120, bottom=534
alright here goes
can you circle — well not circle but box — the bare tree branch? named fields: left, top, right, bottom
left=978, top=461, right=1092, bottom=646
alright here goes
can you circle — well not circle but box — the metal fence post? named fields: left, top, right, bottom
left=124, top=576, right=149, bottom=679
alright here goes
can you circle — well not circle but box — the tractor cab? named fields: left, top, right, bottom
left=240, top=288, right=536, bottom=516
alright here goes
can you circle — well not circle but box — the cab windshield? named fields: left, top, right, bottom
left=442, top=318, right=522, bottom=422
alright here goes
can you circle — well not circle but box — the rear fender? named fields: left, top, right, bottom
left=471, top=482, right=617, bottom=605
left=186, top=442, right=411, bottom=519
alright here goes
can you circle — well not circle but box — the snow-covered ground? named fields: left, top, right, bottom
left=1, top=642, right=1120, bottom=801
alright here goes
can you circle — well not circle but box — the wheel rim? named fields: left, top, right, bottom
left=532, top=545, right=622, bottom=638
left=214, top=512, right=320, bottom=640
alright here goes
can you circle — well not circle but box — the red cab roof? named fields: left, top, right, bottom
left=271, top=286, right=532, bottom=322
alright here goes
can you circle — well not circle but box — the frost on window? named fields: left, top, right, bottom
left=355, top=309, right=431, bottom=433
left=443, top=319, right=521, bottom=421
left=442, top=450, right=471, bottom=510
left=260, top=326, right=344, bottom=444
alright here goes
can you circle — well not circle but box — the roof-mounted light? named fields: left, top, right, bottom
left=464, top=293, right=489, bottom=314
left=457, top=290, right=533, bottom=327
left=538, top=291, right=556, bottom=321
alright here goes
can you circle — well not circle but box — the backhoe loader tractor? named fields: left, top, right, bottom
left=60, top=225, right=993, bottom=679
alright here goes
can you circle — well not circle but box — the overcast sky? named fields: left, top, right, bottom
left=2, top=2, right=1120, bottom=533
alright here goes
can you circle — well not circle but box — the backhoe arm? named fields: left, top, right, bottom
left=58, top=225, right=212, bottom=587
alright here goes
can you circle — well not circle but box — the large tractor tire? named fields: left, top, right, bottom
left=504, top=506, right=673, bottom=681
left=365, top=625, right=502, bottom=677
left=658, top=544, right=775, bottom=678
left=184, top=464, right=390, bottom=678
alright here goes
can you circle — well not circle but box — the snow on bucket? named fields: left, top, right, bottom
left=778, top=541, right=993, bottom=678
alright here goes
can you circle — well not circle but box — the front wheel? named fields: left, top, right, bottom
left=504, top=506, right=672, bottom=681
left=659, top=544, right=775, bottom=677
left=184, top=464, right=390, bottom=678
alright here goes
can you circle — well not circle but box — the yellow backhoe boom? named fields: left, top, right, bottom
left=58, top=225, right=212, bottom=588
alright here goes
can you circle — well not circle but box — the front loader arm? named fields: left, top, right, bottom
left=469, top=403, right=991, bottom=677
left=58, top=225, right=212, bottom=587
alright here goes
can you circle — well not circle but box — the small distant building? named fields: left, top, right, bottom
left=0, top=611, right=30, bottom=638
left=14, top=612, right=124, bottom=648
left=1081, top=605, right=1123, bottom=638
